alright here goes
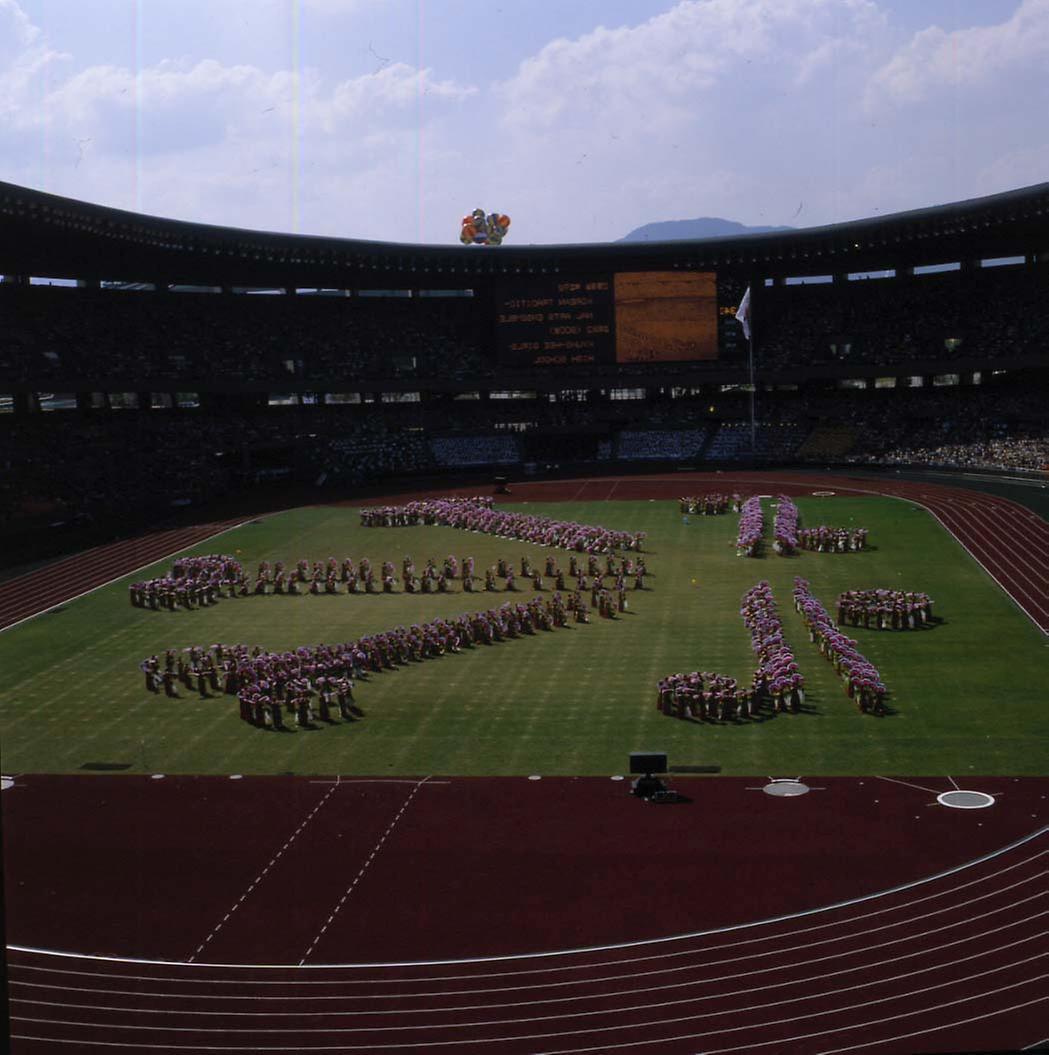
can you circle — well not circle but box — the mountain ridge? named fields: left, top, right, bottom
left=618, top=217, right=794, bottom=242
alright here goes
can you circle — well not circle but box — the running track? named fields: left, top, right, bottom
left=1, top=471, right=1044, bottom=636
left=4, top=471, right=1049, bottom=1052
left=5, top=775, right=1049, bottom=1054
left=8, top=772, right=1046, bottom=1050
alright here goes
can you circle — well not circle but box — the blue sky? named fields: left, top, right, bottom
left=2, top=1, right=1046, bottom=244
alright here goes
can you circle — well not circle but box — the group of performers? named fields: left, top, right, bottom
left=742, top=580, right=806, bottom=712
left=657, top=672, right=756, bottom=721
left=129, top=554, right=245, bottom=610
left=794, top=577, right=887, bottom=715
left=679, top=494, right=740, bottom=516
left=836, top=588, right=934, bottom=630
left=360, top=497, right=645, bottom=555
left=658, top=580, right=805, bottom=724
left=772, top=496, right=800, bottom=554
left=359, top=496, right=493, bottom=527
left=737, top=496, right=764, bottom=557
left=798, top=526, right=869, bottom=552
left=140, top=596, right=600, bottom=728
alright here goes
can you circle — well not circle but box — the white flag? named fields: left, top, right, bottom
left=735, top=286, right=751, bottom=341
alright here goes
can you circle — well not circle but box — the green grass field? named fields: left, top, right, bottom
left=1, top=496, right=1047, bottom=777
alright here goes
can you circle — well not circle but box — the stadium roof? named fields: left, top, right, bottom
left=2, top=178, right=1047, bottom=288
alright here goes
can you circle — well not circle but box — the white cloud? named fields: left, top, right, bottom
left=491, top=0, right=890, bottom=240
left=500, top=0, right=884, bottom=130
left=0, top=0, right=475, bottom=239
left=0, top=0, right=68, bottom=119
left=868, top=0, right=1049, bottom=107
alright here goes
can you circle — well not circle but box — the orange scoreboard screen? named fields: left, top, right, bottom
left=494, top=271, right=718, bottom=367
left=613, top=271, right=718, bottom=363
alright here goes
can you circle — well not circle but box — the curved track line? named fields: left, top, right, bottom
left=9, top=824, right=1048, bottom=970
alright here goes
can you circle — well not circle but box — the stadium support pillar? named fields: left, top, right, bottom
left=137, top=390, right=152, bottom=411
left=75, top=392, right=92, bottom=413
left=2, top=274, right=28, bottom=286
left=76, top=279, right=100, bottom=289
left=13, top=392, right=38, bottom=415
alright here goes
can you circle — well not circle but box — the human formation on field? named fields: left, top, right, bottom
left=658, top=580, right=804, bottom=723
left=134, top=497, right=650, bottom=731
left=139, top=596, right=598, bottom=730
left=129, top=497, right=927, bottom=733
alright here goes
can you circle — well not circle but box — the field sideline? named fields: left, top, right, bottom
left=1, top=475, right=1046, bottom=777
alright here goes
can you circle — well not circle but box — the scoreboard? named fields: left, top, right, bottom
left=494, top=271, right=719, bottom=368
left=495, top=277, right=614, bottom=367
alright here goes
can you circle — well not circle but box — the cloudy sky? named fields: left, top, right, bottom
left=2, top=0, right=1047, bottom=244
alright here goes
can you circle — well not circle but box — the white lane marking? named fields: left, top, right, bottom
left=874, top=776, right=944, bottom=795
left=188, top=784, right=339, bottom=962
left=10, top=965, right=1049, bottom=1046
left=298, top=777, right=431, bottom=966
left=11, top=929, right=1047, bottom=1024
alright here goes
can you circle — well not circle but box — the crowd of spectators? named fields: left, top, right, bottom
left=758, top=265, right=1049, bottom=373
left=430, top=435, right=521, bottom=467
left=1, top=285, right=486, bottom=385
left=706, top=422, right=805, bottom=461
left=617, top=429, right=708, bottom=461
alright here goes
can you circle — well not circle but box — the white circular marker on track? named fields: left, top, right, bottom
left=763, top=779, right=810, bottom=797
left=1, top=776, right=14, bottom=791
left=937, top=789, right=996, bottom=809
left=150, top=774, right=166, bottom=780
left=528, top=775, right=542, bottom=781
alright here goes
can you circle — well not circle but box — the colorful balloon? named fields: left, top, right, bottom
left=458, top=208, right=511, bottom=246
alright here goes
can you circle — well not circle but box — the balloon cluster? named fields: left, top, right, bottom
left=460, top=208, right=511, bottom=246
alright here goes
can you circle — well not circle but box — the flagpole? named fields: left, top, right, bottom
left=748, top=331, right=756, bottom=459
left=733, top=286, right=755, bottom=461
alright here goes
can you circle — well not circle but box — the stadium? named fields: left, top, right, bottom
left=1, top=173, right=1048, bottom=1055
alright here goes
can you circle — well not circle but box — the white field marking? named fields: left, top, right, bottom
left=13, top=929, right=1047, bottom=1023
left=187, top=784, right=339, bottom=962
left=8, top=840, right=1049, bottom=984
left=1023, top=1039, right=1049, bottom=1051
left=874, top=776, right=944, bottom=795
left=947, top=775, right=961, bottom=790
left=308, top=779, right=449, bottom=785
left=0, top=516, right=263, bottom=635
left=10, top=962, right=1049, bottom=1046
left=298, top=777, right=431, bottom=966
left=606, top=480, right=619, bottom=501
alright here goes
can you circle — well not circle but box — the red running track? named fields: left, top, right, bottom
left=5, top=774, right=1049, bottom=1054
left=0, top=518, right=253, bottom=632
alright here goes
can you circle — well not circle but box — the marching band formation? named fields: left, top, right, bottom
left=836, top=588, right=934, bottom=630
left=657, top=580, right=805, bottom=723
left=361, top=497, right=645, bottom=555
left=129, top=495, right=919, bottom=734
left=679, top=494, right=740, bottom=516
left=737, top=496, right=764, bottom=557
left=794, top=577, right=888, bottom=715
left=141, top=596, right=602, bottom=729
left=772, top=496, right=800, bottom=555
left=798, top=526, right=869, bottom=552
